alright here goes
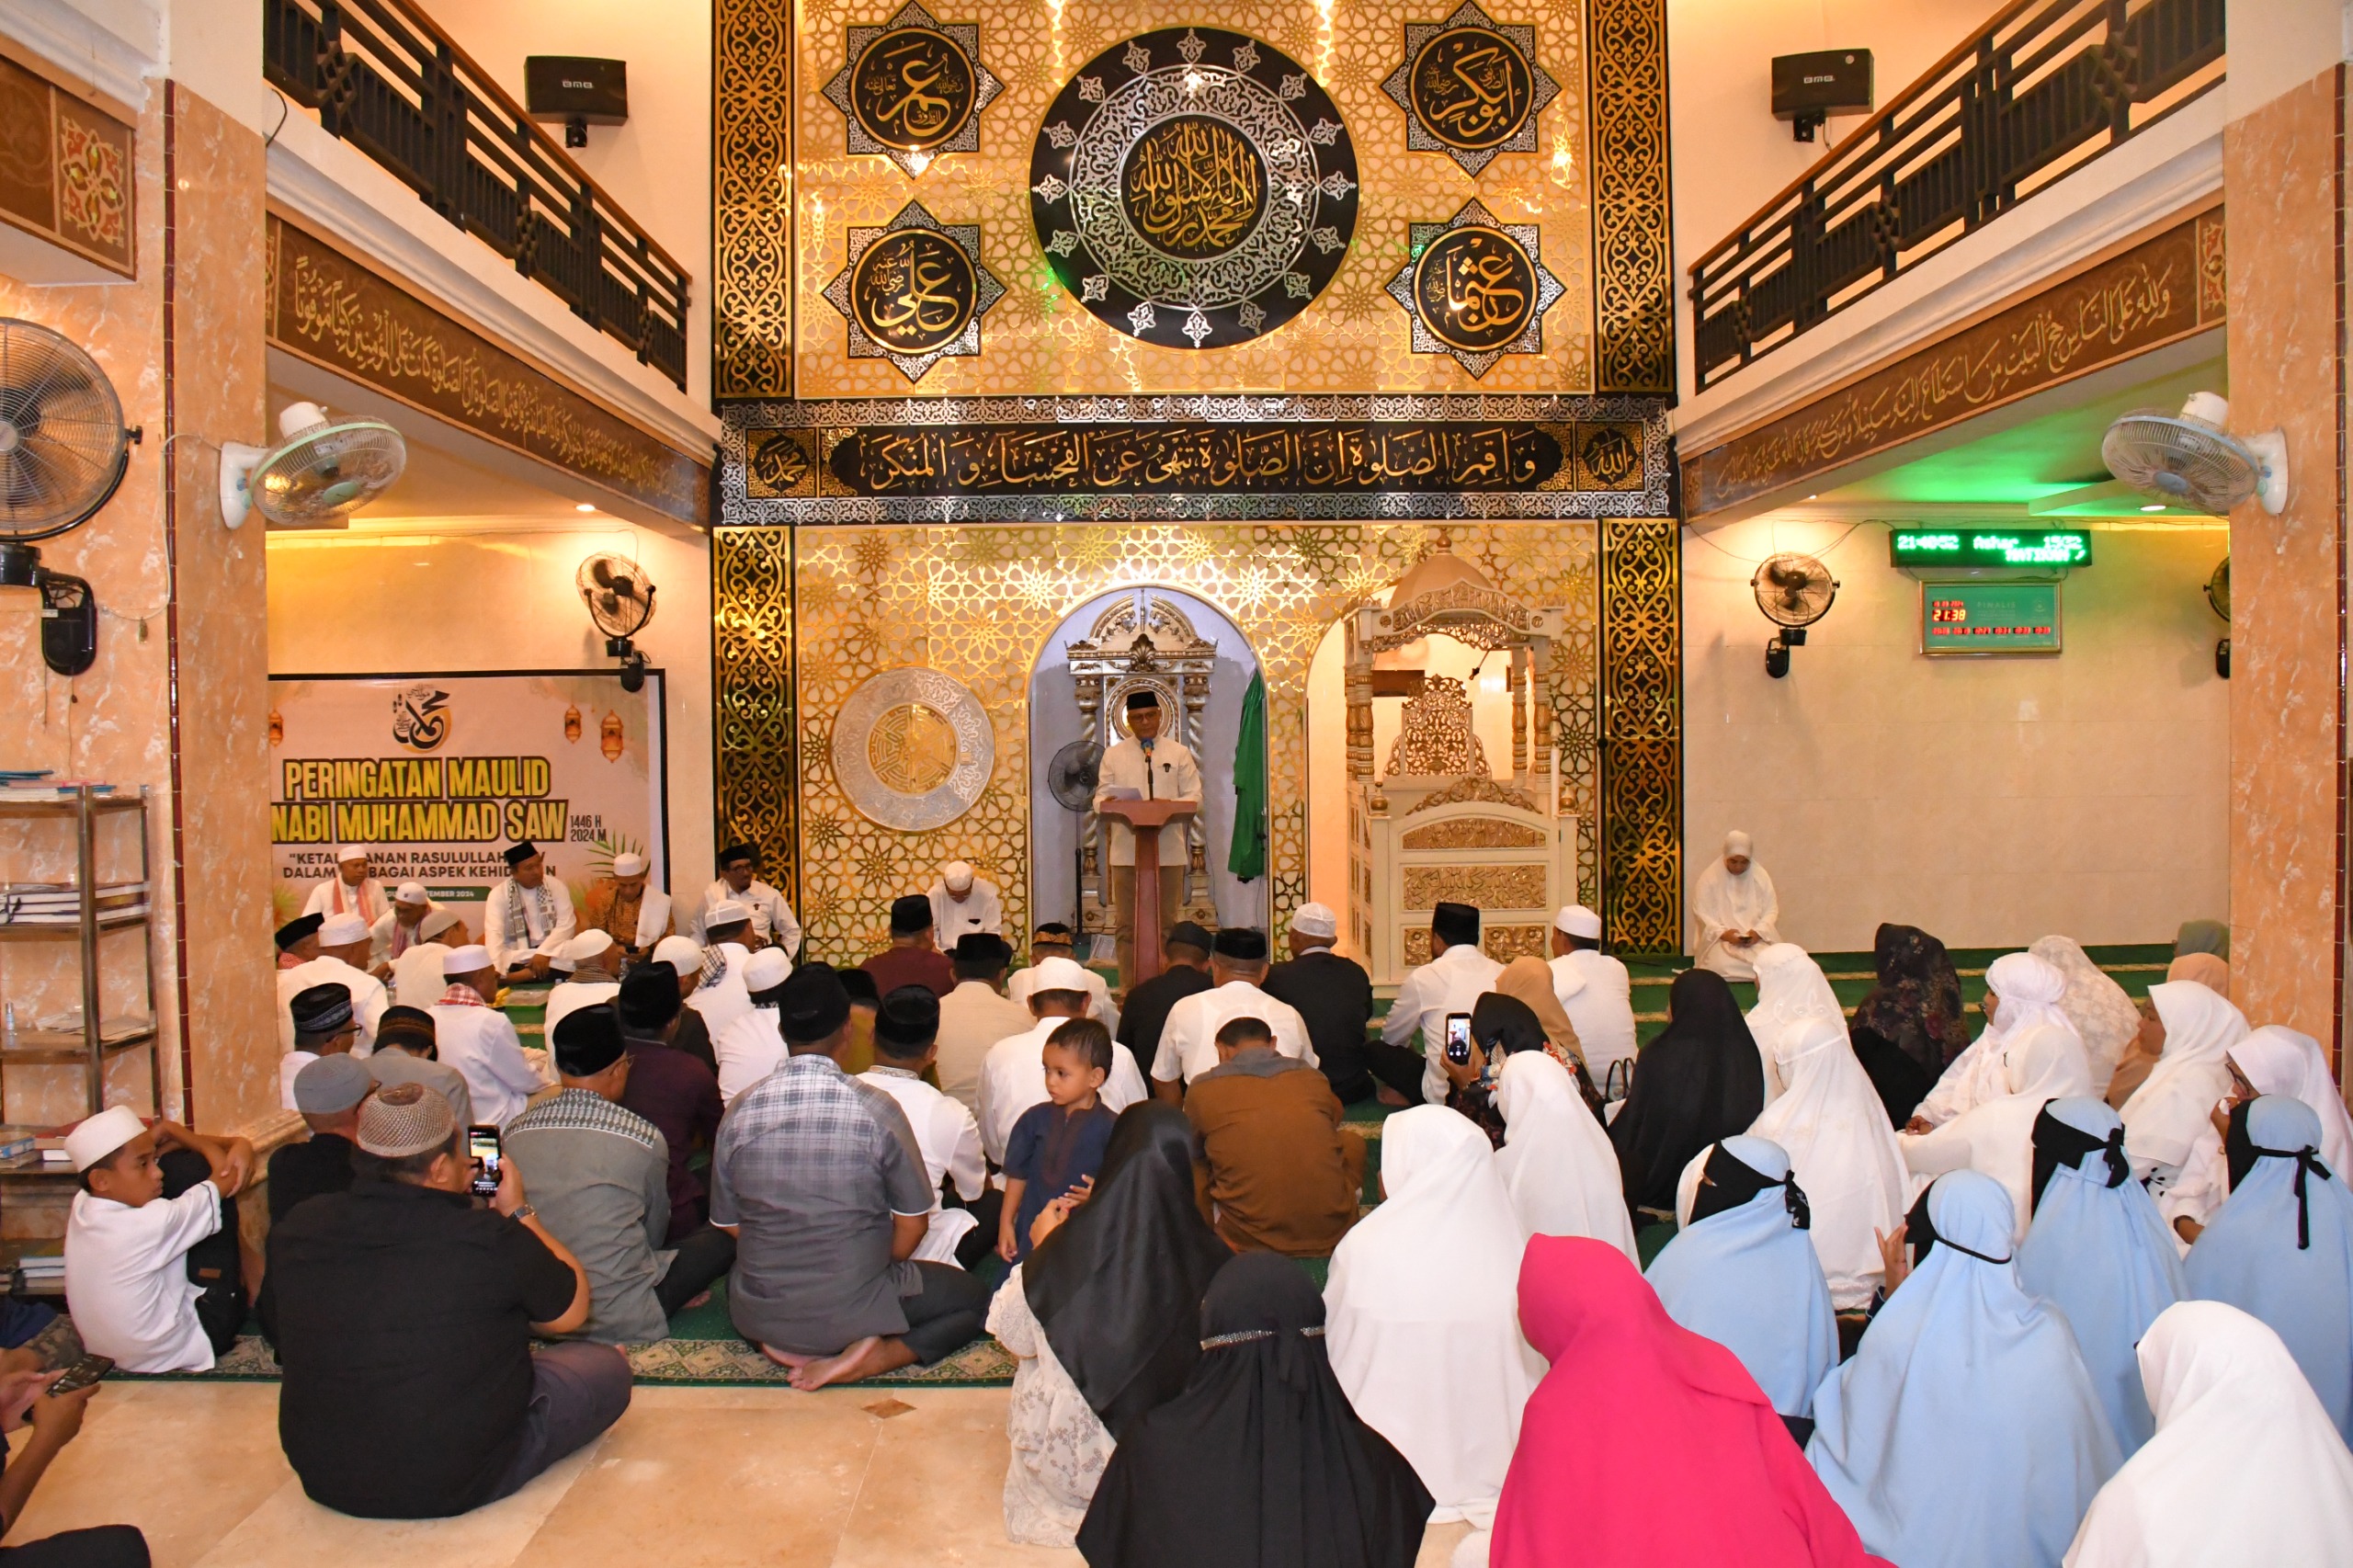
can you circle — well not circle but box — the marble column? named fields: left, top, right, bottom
left=0, top=78, right=275, bottom=1153
left=2225, top=64, right=2348, bottom=1055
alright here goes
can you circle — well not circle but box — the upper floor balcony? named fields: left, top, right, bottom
left=1688, top=0, right=2223, bottom=396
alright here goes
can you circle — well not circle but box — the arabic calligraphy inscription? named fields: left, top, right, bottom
left=848, top=229, right=977, bottom=352
left=1122, top=117, right=1267, bottom=259
left=1410, top=28, right=1536, bottom=152
left=849, top=27, right=977, bottom=153
left=1415, top=226, right=1538, bottom=352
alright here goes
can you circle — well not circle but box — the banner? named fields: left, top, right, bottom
left=267, top=671, right=669, bottom=927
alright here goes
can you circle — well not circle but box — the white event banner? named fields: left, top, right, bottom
left=267, top=670, right=669, bottom=926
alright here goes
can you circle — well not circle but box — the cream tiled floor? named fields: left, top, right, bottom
left=3, top=1381, right=1472, bottom=1567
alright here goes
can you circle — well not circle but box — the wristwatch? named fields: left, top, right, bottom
left=510, top=1203, right=536, bottom=1222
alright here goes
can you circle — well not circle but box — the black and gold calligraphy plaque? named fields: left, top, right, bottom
left=744, top=429, right=820, bottom=498
left=822, top=421, right=1566, bottom=495
left=1383, top=2, right=1558, bottom=177
left=824, top=1, right=1001, bottom=177
left=1387, top=199, right=1563, bottom=379
left=821, top=199, right=1005, bottom=382
left=1029, top=28, right=1357, bottom=350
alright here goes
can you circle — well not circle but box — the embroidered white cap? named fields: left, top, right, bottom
left=393, top=881, right=431, bottom=906
left=335, top=845, right=369, bottom=864
left=706, top=900, right=752, bottom=928
left=419, top=908, right=461, bottom=940
left=563, top=929, right=617, bottom=964
left=744, top=947, right=793, bottom=991
left=653, top=935, right=704, bottom=971
left=442, top=943, right=494, bottom=975
left=1290, top=902, right=1338, bottom=940
left=1030, top=955, right=1092, bottom=994
left=942, top=860, right=974, bottom=893
left=1554, top=904, right=1602, bottom=939
left=64, top=1106, right=148, bottom=1172
left=612, top=851, right=647, bottom=878
left=319, top=913, right=372, bottom=947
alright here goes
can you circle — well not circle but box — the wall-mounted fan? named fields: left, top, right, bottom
left=2206, top=554, right=2230, bottom=680
left=219, top=402, right=407, bottom=529
left=0, top=317, right=141, bottom=676
left=1752, top=551, right=1837, bottom=678
left=2103, top=393, right=2287, bottom=517
left=578, top=552, right=656, bottom=691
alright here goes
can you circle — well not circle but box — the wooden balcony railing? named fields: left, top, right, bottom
left=1688, top=0, right=2222, bottom=392
left=266, top=0, right=690, bottom=391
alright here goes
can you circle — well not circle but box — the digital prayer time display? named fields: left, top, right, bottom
left=1888, top=528, right=2091, bottom=568
left=1920, top=582, right=2063, bottom=655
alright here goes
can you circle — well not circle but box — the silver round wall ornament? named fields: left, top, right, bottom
left=833, top=667, right=995, bottom=831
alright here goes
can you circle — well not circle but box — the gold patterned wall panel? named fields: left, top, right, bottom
left=1402, top=863, right=1550, bottom=907
left=788, top=0, right=1596, bottom=398
left=716, top=521, right=1610, bottom=961
left=715, top=0, right=794, bottom=400
left=1598, top=514, right=1678, bottom=951
left=1584, top=0, right=1670, bottom=393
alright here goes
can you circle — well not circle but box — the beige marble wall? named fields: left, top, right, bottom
left=0, top=81, right=274, bottom=1138
left=2225, top=67, right=2346, bottom=1048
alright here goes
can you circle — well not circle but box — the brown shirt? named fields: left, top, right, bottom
left=862, top=946, right=957, bottom=999
left=1185, top=1052, right=1364, bottom=1257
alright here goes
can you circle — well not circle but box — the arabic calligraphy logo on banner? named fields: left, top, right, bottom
left=1384, top=2, right=1558, bottom=177
left=1030, top=28, right=1357, bottom=351
left=823, top=199, right=1005, bottom=383
left=824, top=1, right=1002, bottom=177
left=833, top=667, right=995, bottom=832
left=1387, top=199, right=1564, bottom=379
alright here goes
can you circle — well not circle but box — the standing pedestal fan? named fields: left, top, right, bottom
left=0, top=317, right=140, bottom=676
left=1048, top=739, right=1103, bottom=954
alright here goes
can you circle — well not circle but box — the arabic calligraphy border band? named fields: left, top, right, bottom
left=823, top=1, right=1003, bottom=178
left=1382, top=1, right=1560, bottom=178
left=1586, top=0, right=1672, bottom=395
left=821, top=199, right=1006, bottom=383
left=715, top=0, right=793, bottom=402
left=1385, top=199, right=1566, bottom=379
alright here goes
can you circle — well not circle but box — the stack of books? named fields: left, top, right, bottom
left=14, top=1253, right=63, bottom=1290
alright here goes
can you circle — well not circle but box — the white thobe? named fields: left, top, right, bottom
left=1692, top=860, right=1780, bottom=980
left=1151, top=979, right=1317, bottom=1085
left=1381, top=943, right=1506, bottom=1104
left=369, top=905, right=440, bottom=971
left=303, top=874, right=388, bottom=926
left=484, top=874, right=576, bottom=974
left=1551, top=949, right=1638, bottom=1089
left=975, top=1019, right=1150, bottom=1170
left=276, top=955, right=389, bottom=1054
left=929, top=878, right=1006, bottom=941
left=861, top=1065, right=988, bottom=1264
left=64, top=1182, right=223, bottom=1373
left=694, top=878, right=801, bottom=955
left=686, top=942, right=756, bottom=1034
left=1006, top=964, right=1122, bottom=1040
left=713, top=1006, right=786, bottom=1105
left=1093, top=736, right=1200, bottom=867
left=392, top=941, right=454, bottom=1009
left=428, top=996, right=547, bottom=1127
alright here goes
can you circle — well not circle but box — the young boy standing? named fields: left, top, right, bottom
left=997, top=1019, right=1118, bottom=1262
left=63, top=1106, right=256, bottom=1373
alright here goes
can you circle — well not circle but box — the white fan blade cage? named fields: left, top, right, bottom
left=0, top=317, right=132, bottom=542
left=576, top=551, right=658, bottom=638
left=220, top=401, right=406, bottom=529
left=2101, top=394, right=2288, bottom=517
left=1752, top=552, right=1838, bottom=629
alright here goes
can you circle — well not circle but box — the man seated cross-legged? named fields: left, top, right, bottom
left=709, top=962, right=992, bottom=1389
left=1184, top=1015, right=1365, bottom=1257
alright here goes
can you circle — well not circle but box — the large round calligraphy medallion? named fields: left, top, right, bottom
left=1030, top=28, right=1357, bottom=350
left=848, top=26, right=979, bottom=153
left=1413, top=225, right=1538, bottom=352
left=834, top=668, right=995, bottom=831
left=848, top=229, right=978, bottom=355
left=1408, top=27, right=1537, bottom=153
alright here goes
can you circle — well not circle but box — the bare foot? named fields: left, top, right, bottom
left=1375, top=1084, right=1412, bottom=1108
left=790, top=1335, right=885, bottom=1391
left=684, top=1290, right=712, bottom=1311
left=760, top=1343, right=816, bottom=1370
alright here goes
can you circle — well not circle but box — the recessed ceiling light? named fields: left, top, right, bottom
left=2141, top=504, right=2165, bottom=513
left=576, top=503, right=597, bottom=513
left=1804, top=494, right=1816, bottom=501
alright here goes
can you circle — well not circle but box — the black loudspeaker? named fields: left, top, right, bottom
left=2215, top=637, right=2230, bottom=679
left=525, top=57, right=628, bottom=146
left=1772, top=50, right=1872, bottom=142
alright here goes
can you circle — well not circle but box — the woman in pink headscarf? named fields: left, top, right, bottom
left=1491, top=1236, right=1884, bottom=1568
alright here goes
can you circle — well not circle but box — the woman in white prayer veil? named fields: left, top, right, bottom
left=2029, top=936, right=2141, bottom=1097
left=1899, top=1023, right=2095, bottom=1242
left=2119, top=981, right=2249, bottom=1193
left=1749, top=1009, right=1912, bottom=1309
left=1494, top=1051, right=1639, bottom=1262
left=2163, top=1024, right=2353, bottom=1240
left=1693, top=831, right=1779, bottom=981
left=1915, top=950, right=2080, bottom=1128
left=1745, top=944, right=1843, bottom=1108
left=1324, top=1106, right=1540, bottom=1534
left=2063, top=1301, right=2353, bottom=1568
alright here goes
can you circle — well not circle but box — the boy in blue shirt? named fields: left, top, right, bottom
left=997, top=1018, right=1117, bottom=1261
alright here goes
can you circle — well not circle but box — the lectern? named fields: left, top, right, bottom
left=1094, top=797, right=1196, bottom=985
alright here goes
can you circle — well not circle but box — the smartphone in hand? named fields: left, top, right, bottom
left=1443, top=1012, right=1474, bottom=1065
left=468, top=1125, right=504, bottom=1200
left=47, top=1355, right=113, bottom=1395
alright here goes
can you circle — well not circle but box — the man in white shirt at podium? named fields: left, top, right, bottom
left=1093, top=689, right=1201, bottom=991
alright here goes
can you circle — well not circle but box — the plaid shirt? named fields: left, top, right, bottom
left=710, top=1053, right=932, bottom=1354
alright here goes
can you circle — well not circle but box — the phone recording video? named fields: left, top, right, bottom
left=47, top=1355, right=113, bottom=1395
left=1443, top=1012, right=1474, bottom=1065
left=468, top=1124, right=503, bottom=1200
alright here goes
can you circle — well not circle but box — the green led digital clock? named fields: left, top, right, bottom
left=1887, top=528, right=2092, bottom=568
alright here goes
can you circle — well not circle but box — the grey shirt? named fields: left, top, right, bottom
left=366, top=1046, right=475, bottom=1130
left=503, top=1087, right=674, bottom=1344
left=710, top=1052, right=933, bottom=1355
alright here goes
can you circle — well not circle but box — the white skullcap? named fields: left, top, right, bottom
left=336, top=845, right=369, bottom=863
left=1554, top=904, right=1602, bottom=939
left=64, top=1106, right=148, bottom=1173
left=393, top=881, right=430, bottom=906
left=706, top=900, right=751, bottom=928
left=1725, top=830, right=1754, bottom=858
left=611, top=851, right=647, bottom=878
left=1290, top=902, right=1337, bottom=940
left=744, top=947, right=793, bottom=991
left=318, top=913, right=371, bottom=947
left=1030, top=956, right=1092, bottom=994
left=419, top=908, right=460, bottom=940
left=564, top=929, right=617, bottom=963
left=653, top=935, right=704, bottom=971
left=942, top=860, right=974, bottom=893
left=442, top=943, right=493, bottom=975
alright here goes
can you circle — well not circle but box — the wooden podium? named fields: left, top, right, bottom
left=1096, top=797, right=1195, bottom=985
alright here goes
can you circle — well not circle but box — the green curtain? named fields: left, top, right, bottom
left=1228, top=670, right=1267, bottom=881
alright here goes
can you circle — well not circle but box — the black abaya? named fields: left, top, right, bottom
left=1608, top=969, right=1766, bottom=1216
